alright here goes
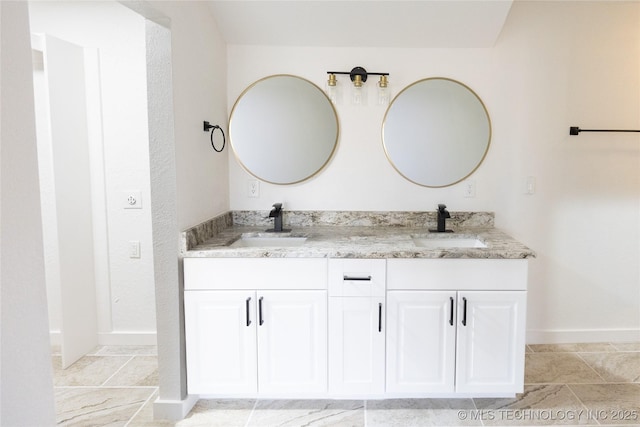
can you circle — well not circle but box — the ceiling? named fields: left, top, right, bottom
left=207, top=1, right=514, bottom=48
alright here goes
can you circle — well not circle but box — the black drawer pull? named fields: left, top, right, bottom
left=245, top=297, right=252, bottom=327
left=449, top=297, right=454, bottom=326
left=378, top=303, right=383, bottom=332
left=259, top=296, right=264, bottom=325
left=343, top=275, right=372, bottom=281
left=462, top=297, right=468, bottom=326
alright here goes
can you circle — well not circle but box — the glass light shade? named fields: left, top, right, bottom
left=351, top=77, right=367, bottom=106
left=326, top=77, right=342, bottom=105
left=377, top=75, right=390, bottom=105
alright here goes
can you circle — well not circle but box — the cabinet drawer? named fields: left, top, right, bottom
left=387, top=259, right=528, bottom=291
left=184, top=258, right=328, bottom=290
left=328, top=259, right=386, bottom=297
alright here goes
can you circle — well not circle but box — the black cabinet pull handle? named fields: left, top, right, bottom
left=462, top=297, right=467, bottom=326
left=378, top=303, right=382, bottom=332
left=258, top=296, right=264, bottom=325
left=245, top=297, right=252, bottom=327
left=449, top=297, right=454, bottom=326
left=343, top=275, right=372, bottom=281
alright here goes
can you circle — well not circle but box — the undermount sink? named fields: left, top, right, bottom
left=229, top=236, right=308, bottom=248
left=412, top=236, right=487, bottom=249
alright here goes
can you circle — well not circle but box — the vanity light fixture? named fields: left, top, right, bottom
left=326, top=66, right=390, bottom=106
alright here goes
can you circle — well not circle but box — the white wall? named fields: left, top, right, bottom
left=121, top=0, right=229, bottom=418
left=0, top=1, right=56, bottom=424
left=4, top=0, right=228, bottom=421
left=149, top=2, right=230, bottom=231
left=228, top=1, right=640, bottom=343
left=29, top=2, right=157, bottom=342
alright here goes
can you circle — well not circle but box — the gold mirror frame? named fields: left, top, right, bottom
left=229, top=75, right=339, bottom=185
left=382, top=77, right=491, bottom=188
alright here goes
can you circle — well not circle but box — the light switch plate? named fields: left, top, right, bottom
left=129, top=240, right=140, bottom=258
left=525, top=176, right=536, bottom=195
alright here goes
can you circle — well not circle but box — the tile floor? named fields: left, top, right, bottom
left=52, top=342, right=640, bottom=426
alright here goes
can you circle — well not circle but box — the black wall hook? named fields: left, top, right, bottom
left=204, top=121, right=226, bottom=152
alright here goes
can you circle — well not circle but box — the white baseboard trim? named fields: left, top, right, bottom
left=98, top=332, right=157, bottom=346
left=153, top=395, right=198, bottom=421
left=50, top=332, right=156, bottom=347
left=51, top=331, right=156, bottom=346
left=527, top=328, right=640, bottom=344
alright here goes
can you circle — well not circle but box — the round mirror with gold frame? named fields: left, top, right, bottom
left=229, top=75, right=339, bottom=185
left=382, top=77, right=491, bottom=188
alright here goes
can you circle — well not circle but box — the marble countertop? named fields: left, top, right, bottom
left=183, top=222, right=535, bottom=260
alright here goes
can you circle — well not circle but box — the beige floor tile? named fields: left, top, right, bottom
left=52, top=355, right=132, bottom=386
left=529, top=343, right=617, bottom=353
left=525, top=353, right=604, bottom=384
left=474, top=384, right=592, bottom=425
left=367, top=398, right=481, bottom=426
left=568, top=384, right=640, bottom=425
left=248, top=399, right=364, bottom=427
left=579, top=352, right=640, bottom=383
left=178, top=399, right=256, bottom=427
left=50, top=341, right=640, bottom=426
left=104, top=356, right=159, bottom=387
left=611, top=342, right=640, bottom=352
left=94, top=345, right=158, bottom=356
left=127, top=390, right=176, bottom=427
left=54, top=387, right=154, bottom=426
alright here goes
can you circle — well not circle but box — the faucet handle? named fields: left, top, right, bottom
left=272, top=202, right=282, bottom=210
left=438, top=204, right=447, bottom=211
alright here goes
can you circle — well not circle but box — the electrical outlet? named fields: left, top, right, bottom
left=124, top=191, right=142, bottom=209
left=247, top=180, right=260, bottom=198
left=463, top=180, right=476, bottom=198
left=129, top=241, right=140, bottom=258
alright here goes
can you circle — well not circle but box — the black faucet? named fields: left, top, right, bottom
left=430, top=204, right=452, bottom=233
left=268, top=203, right=284, bottom=232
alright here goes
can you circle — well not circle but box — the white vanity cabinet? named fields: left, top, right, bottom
left=328, top=259, right=386, bottom=396
left=454, top=290, right=527, bottom=394
left=183, top=255, right=529, bottom=399
left=386, top=290, right=457, bottom=394
left=183, top=258, right=328, bottom=397
left=184, top=290, right=256, bottom=394
left=386, top=259, right=528, bottom=397
left=257, top=290, right=327, bottom=395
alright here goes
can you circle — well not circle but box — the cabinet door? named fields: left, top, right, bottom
left=184, top=291, right=257, bottom=395
left=329, top=297, right=385, bottom=395
left=456, top=291, right=527, bottom=394
left=257, top=290, right=327, bottom=394
left=386, top=291, right=456, bottom=394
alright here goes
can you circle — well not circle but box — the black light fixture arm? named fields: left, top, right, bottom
left=326, top=66, right=389, bottom=84
left=203, top=121, right=226, bottom=152
left=570, top=126, right=640, bottom=135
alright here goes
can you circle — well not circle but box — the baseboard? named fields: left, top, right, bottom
left=50, top=331, right=156, bottom=346
left=527, top=328, right=640, bottom=344
left=153, top=395, right=198, bottom=421
left=98, top=332, right=157, bottom=346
